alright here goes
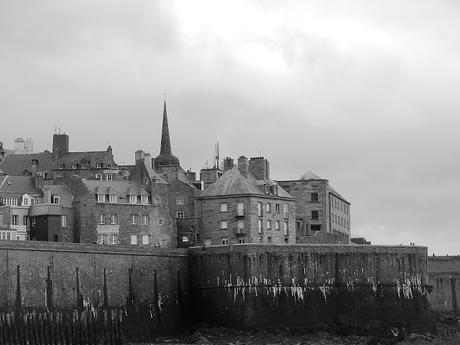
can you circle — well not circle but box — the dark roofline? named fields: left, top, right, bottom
left=328, top=189, right=351, bottom=205
left=277, top=178, right=328, bottom=183
left=196, top=193, right=295, bottom=201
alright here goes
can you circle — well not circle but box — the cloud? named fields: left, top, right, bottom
left=0, top=0, right=458, bottom=254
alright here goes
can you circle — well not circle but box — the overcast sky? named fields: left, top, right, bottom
left=1, top=0, right=459, bottom=254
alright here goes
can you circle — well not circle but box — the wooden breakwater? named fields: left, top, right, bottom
left=0, top=309, right=123, bottom=345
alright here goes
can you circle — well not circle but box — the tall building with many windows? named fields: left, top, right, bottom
left=277, top=171, right=351, bottom=244
left=195, top=156, right=296, bottom=246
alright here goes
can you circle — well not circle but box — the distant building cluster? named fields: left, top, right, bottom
left=0, top=102, right=351, bottom=247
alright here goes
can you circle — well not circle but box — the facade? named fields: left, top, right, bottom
left=0, top=175, right=41, bottom=240
left=277, top=171, right=351, bottom=244
left=196, top=156, right=296, bottom=246
left=29, top=184, right=74, bottom=242
left=66, top=175, right=173, bottom=247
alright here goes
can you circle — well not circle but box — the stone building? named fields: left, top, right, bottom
left=0, top=133, right=118, bottom=181
left=0, top=175, right=40, bottom=240
left=277, top=171, right=351, bottom=244
left=65, top=176, right=171, bottom=247
left=148, top=101, right=200, bottom=247
left=195, top=156, right=296, bottom=246
left=29, top=184, right=75, bottom=242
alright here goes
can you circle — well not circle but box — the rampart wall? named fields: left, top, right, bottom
left=428, top=256, right=460, bottom=315
left=189, top=244, right=433, bottom=333
left=0, top=240, right=189, bottom=333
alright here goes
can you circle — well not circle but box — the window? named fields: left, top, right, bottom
left=275, top=220, right=280, bottom=230
left=176, top=197, right=184, bottom=205
left=283, top=221, right=288, bottom=236
left=266, top=203, right=271, bottom=213
left=237, top=219, right=244, bottom=231
left=141, top=195, right=149, bottom=204
left=106, top=174, right=113, bottom=181
left=31, top=217, right=36, bottom=226
left=238, top=239, right=245, bottom=244
left=220, top=220, right=228, bottom=229
left=153, top=197, right=160, bottom=205
left=22, top=198, right=29, bottom=206
left=129, top=195, right=137, bottom=204
left=109, top=194, right=117, bottom=203
left=158, top=218, right=164, bottom=225
left=110, top=234, right=118, bottom=245
left=311, top=224, right=321, bottom=231
left=96, top=174, right=102, bottom=180
left=23, top=216, right=28, bottom=227
left=99, top=214, right=106, bottom=225
left=96, top=162, right=103, bottom=168
left=258, top=219, right=262, bottom=233
left=220, top=203, right=228, bottom=212
left=72, top=164, right=78, bottom=169
left=275, top=204, right=280, bottom=213
left=110, top=214, right=118, bottom=225
left=237, top=202, right=244, bottom=216
left=311, top=193, right=318, bottom=202
left=131, top=214, right=138, bottom=224
left=283, top=204, right=288, bottom=218
left=11, top=215, right=18, bottom=226
left=222, top=238, right=228, bottom=245
left=267, top=237, right=272, bottom=244
left=61, top=215, right=67, bottom=228
left=130, top=235, right=138, bottom=245
left=266, top=220, right=271, bottom=230
left=257, top=202, right=263, bottom=217
left=142, top=215, right=149, bottom=225
left=176, top=211, right=184, bottom=218
left=97, top=194, right=104, bottom=203
left=142, top=234, right=149, bottom=245
left=51, top=196, right=60, bottom=204
left=58, top=164, right=65, bottom=169
left=311, top=210, right=319, bottom=220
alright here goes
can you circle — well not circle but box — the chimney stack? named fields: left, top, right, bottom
left=237, top=156, right=249, bottom=177
left=249, top=157, right=270, bottom=180
left=223, top=157, right=234, bottom=171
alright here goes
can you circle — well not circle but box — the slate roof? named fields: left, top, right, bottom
left=299, top=170, right=323, bottom=180
left=199, top=166, right=292, bottom=198
left=0, top=153, right=55, bottom=175
left=0, top=175, right=40, bottom=195
left=143, top=161, right=167, bottom=184
left=0, top=151, right=116, bottom=176
left=41, top=184, right=74, bottom=207
left=83, top=179, right=149, bottom=196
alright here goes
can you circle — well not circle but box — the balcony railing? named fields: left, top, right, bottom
left=233, top=227, right=246, bottom=235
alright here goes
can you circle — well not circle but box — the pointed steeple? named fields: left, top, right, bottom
left=154, top=100, right=180, bottom=170
left=160, top=101, right=172, bottom=156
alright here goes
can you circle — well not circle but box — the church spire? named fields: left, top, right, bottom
left=160, top=100, right=172, bottom=156
left=154, top=100, right=180, bottom=170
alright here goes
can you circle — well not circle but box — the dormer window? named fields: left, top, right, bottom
left=129, top=195, right=137, bottom=204
left=97, top=194, right=104, bottom=203
left=141, top=195, right=149, bottom=204
left=109, top=195, right=117, bottom=203
left=72, top=164, right=78, bottom=169
left=96, top=163, right=103, bottom=169
left=176, top=197, right=184, bottom=205
left=58, top=164, right=65, bottom=169
left=51, top=195, right=60, bottom=204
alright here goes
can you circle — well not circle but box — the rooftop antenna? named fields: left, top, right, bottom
left=214, top=142, right=220, bottom=169
left=258, top=151, right=262, bottom=157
